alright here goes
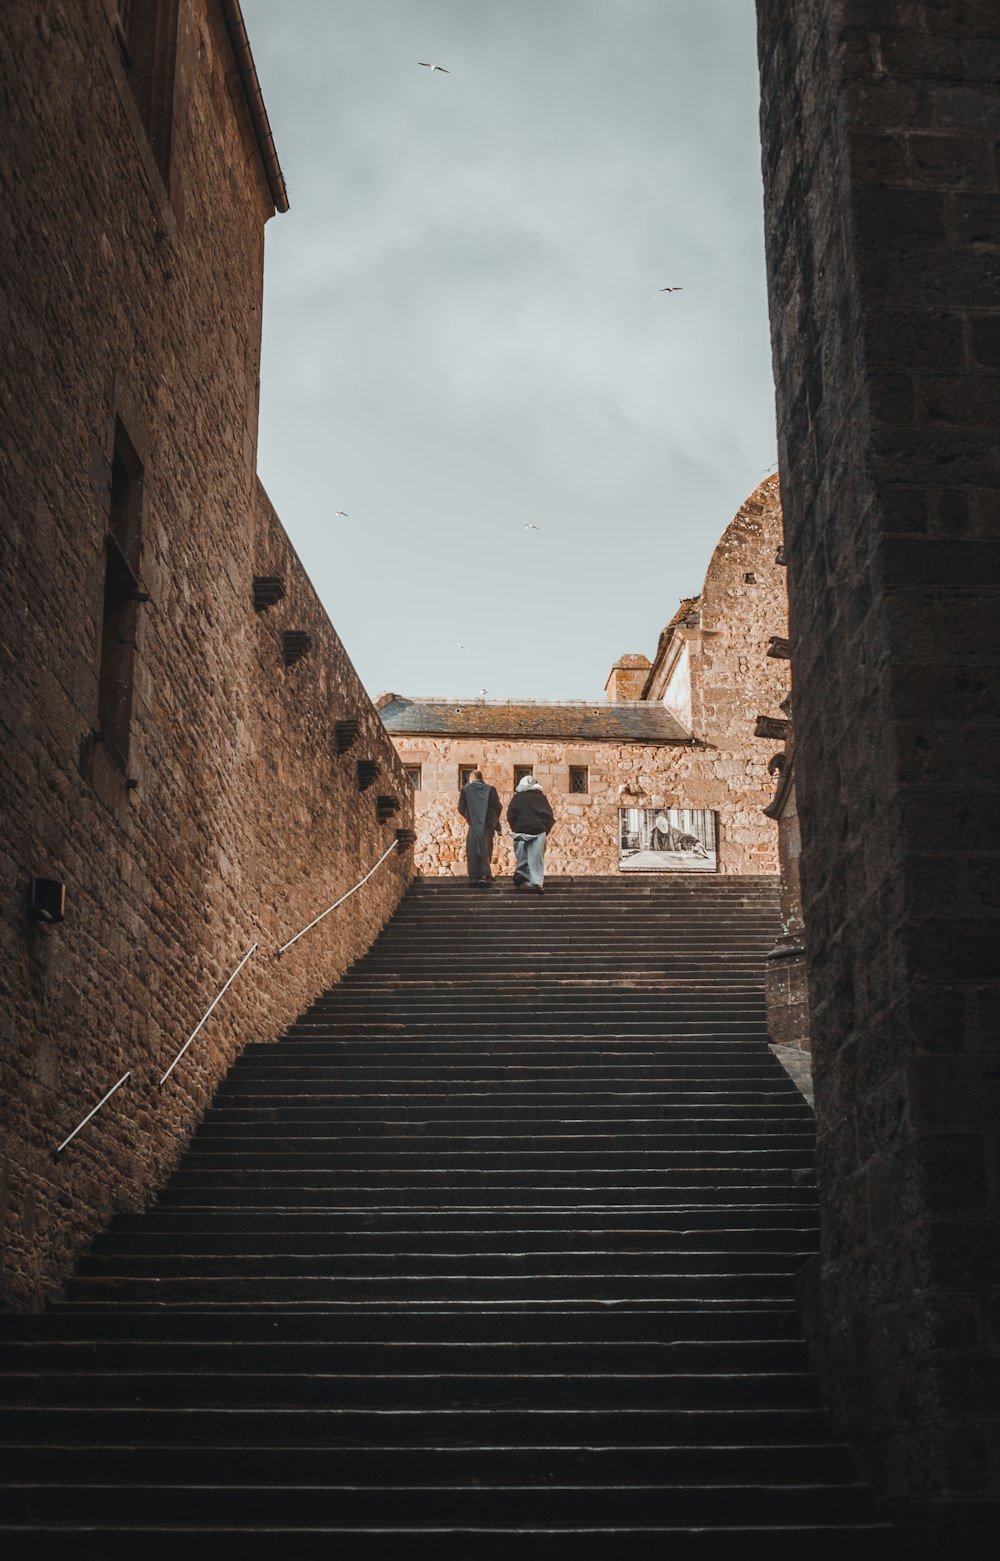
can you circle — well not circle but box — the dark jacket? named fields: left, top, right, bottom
left=506, top=787, right=554, bottom=835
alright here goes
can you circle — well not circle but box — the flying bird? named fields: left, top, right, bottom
left=334, top=510, right=349, bottom=517
left=419, top=61, right=450, bottom=72
left=524, top=523, right=541, bottom=531
left=452, top=640, right=470, bottom=652
left=659, top=286, right=683, bottom=293
left=477, top=688, right=490, bottom=698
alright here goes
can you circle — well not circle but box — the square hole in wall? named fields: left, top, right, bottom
left=404, top=765, right=422, bottom=791
left=513, top=765, right=533, bottom=787
left=459, top=766, right=477, bottom=787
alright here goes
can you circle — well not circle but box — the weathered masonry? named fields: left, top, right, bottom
left=0, top=0, right=412, bottom=1309
left=383, top=477, right=790, bottom=878
left=757, top=2, right=1000, bottom=1553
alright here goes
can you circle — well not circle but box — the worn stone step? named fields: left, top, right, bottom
left=0, top=1479, right=880, bottom=1526
left=89, top=1227, right=817, bottom=1259
left=0, top=1439, right=845, bottom=1488
left=74, top=1249, right=813, bottom=1280
left=0, top=1522, right=896, bottom=1561
left=0, top=1403, right=837, bottom=1447
left=63, top=1272, right=808, bottom=1305
left=152, top=1183, right=818, bottom=1208
left=21, top=1307, right=807, bottom=1343
left=0, top=1338, right=811, bottom=1374
left=0, top=1368, right=824, bottom=1411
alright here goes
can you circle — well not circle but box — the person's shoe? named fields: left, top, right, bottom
left=476, top=878, right=489, bottom=888
left=512, top=874, right=526, bottom=889
left=531, top=883, right=545, bottom=895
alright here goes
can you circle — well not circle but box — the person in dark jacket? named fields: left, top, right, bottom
left=506, top=775, right=555, bottom=894
left=458, top=769, right=502, bottom=887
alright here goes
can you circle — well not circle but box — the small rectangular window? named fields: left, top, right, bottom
left=118, top=0, right=179, bottom=183
left=97, top=421, right=144, bottom=773
left=459, top=766, right=476, bottom=788
left=569, top=766, right=589, bottom=794
left=404, top=764, right=422, bottom=791
left=115, top=0, right=135, bottom=63
left=513, top=765, right=533, bottom=787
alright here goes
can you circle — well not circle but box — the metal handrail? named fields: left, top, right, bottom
left=159, top=943, right=259, bottom=1086
left=276, top=840, right=399, bottom=958
left=53, top=1072, right=132, bottom=1159
left=51, top=837, right=407, bottom=1151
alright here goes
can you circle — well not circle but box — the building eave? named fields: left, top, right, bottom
left=218, top=0, right=289, bottom=214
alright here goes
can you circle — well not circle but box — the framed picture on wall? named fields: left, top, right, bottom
left=618, top=807, right=718, bottom=872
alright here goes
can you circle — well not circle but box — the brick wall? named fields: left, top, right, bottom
left=0, top=0, right=413, bottom=1309
left=757, top=1, right=1000, bottom=1548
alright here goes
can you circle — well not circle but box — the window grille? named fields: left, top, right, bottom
left=404, top=765, right=422, bottom=791
left=569, top=766, right=589, bottom=794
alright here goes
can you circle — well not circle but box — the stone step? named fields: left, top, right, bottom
left=0, top=874, right=893, bottom=1552
left=0, top=1522, right=895, bottom=1561
left=0, top=1479, right=878, bottom=1526
left=74, top=1248, right=815, bottom=1279
left=0, top=1338, right=812, bottom=1373
left=0, top=1368, right=825, bottom=1410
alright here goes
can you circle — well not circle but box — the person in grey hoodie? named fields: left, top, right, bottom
left=506, top=775, right=555, bottom=895
left=457, top=769, right=502, bottom=887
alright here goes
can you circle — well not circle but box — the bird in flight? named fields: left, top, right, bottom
left=334, top=510, right=349, bottom=517
left=477, top=688, right=490, bottom=698
left=419, top=61, right=449, bottom=72
left=453, top=640, right=470, bottom=652
left=659, top=286, right=683, bottom=293
left=524, top=523, right=541, bottom=531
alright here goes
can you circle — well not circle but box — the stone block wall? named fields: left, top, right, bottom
left=392, top=476, right=790, bottom=879
left=396, top=734, right=780, bottom=878
left=757, top=1, right=1000, bottom=1548
left=0, top=0, right=413, bottom=1309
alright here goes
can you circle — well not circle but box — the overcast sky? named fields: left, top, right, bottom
left=241, top=0, right=776, bottom=701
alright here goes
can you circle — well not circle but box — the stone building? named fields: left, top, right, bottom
left=0, top=0, right=413, bottom=1308
left=381, top=475, right=790, bottom=879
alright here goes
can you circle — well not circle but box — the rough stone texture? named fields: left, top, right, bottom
left=390, top=478, right=790, bottom=879
left=0, top=0, right=413, bottom=1310
left=764, top=745, right=811, bottom=1052
left=757, top=1, right=1000, bottom=1549
left=604, top=653, right=652, bottom=701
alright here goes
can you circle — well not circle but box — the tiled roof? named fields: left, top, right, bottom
left=379, top=698, right=691, bottom=744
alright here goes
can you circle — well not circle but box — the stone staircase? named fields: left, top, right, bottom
left=0, top=875, right=897, bottom=1557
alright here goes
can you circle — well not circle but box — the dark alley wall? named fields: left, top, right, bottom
left=756, top=2, right=1000, bottom=1552
left=0, top=0, right=412, bottom=1309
